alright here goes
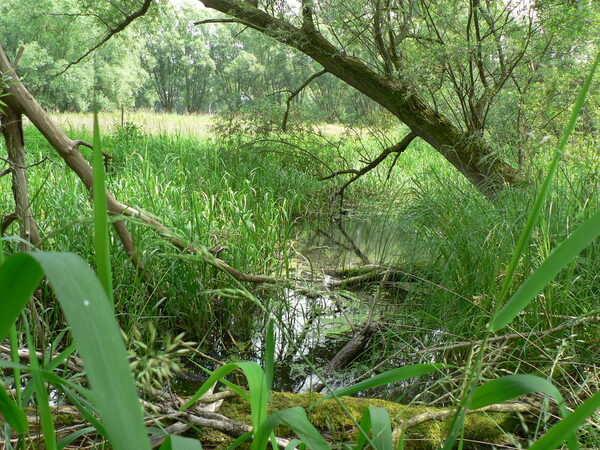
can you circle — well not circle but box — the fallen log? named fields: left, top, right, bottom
left=311, top=321, right=378, bottom=393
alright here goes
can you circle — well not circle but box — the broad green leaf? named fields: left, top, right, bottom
left=529, top=391, right=600, bottom=450
left=356, top=406, right=393, bottom=450
left=31, top=252, right=149, bottom=449
left=0, top=384, right=28, bottom=433
left=491, top=210, right=600, bottom=331
left=0, top=252, right=150, bottom=449
left=181, top=361, right=268, bottom=430
left=471, top=375, right=565, bottom=411
left=324, top=364, right=446, bottom=399
left=252, top=407, right=330, bottom=450
left=159, top=435, right=202, bottom=450
left=0, top=253, right=43, bottom=340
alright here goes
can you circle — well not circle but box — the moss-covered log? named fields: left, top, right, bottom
left=216, top=391, right=526, bottom=449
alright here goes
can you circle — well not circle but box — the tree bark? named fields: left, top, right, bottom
left=197, top=0, right=519, bottom=199
left=1, top=106, right=41, bottom=249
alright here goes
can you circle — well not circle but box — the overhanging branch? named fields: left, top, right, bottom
left=53, top=0, right=153, bottom=77
left=320, top=132, right=417, bottom=200
left=282, top=69, right=327, bottom=131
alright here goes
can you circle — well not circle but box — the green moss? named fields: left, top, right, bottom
left=216, top=392, right=522, bottom=449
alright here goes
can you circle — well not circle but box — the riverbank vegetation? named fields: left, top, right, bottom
left=1, top=0, right=599, bottom=448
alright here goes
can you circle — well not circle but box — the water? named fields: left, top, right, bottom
left=178, top=212, right=430, bottom=397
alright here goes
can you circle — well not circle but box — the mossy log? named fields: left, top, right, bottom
left=215, top=391, right=526, bottom=449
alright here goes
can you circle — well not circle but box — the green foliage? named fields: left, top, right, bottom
left=0, top=252, right=150, bottom=449
left=324, top=365, right=448, bottom=400
left=92, top=109, right=113, bottom=304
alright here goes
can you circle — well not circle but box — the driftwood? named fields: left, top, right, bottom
left=312, top=321, right=378, bottom=393
left=0, top=44, right=278, bottom=285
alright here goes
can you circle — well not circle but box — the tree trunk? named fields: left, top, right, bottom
left=197, top=0, right=520, bottom=199
left=1, top=106, right=41, bottom=250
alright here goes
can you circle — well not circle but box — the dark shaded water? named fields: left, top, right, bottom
left=177, top=212, right=431, bottom=397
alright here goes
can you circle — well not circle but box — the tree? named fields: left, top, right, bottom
left=192, top=0, right=561, bottom=198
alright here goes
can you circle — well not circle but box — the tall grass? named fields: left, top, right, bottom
left=0, top=58, right=598, bottom=447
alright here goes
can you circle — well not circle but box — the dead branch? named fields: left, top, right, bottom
left=53, top=0, right=153, bottom=77
left=74, top=139, right=114, bottom=165
left=282, top=69, right=327, bottom=131
left=320, top=132, right=416, bottom=200
left=393, top=402, right=533, bottom=438
left=312, top=321, right=378, bottom=392
left=1, top=211, right=18, bottom=233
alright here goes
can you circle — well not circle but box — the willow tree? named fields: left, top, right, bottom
left=192, top=0, right=545, bottom=198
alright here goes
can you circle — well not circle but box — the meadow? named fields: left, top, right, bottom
left=1, top=110, right=599, bottom=447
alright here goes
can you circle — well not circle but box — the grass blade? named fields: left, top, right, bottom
left=471, top=375, right=565, bottom=411
left=25, top=252, right=150, bottom=450
left=264, top=317, right=275, bottom=393
left=0, top=385, right=28, bottom=433
left=495, top=52, right=598, bottom=302
left=181, top=361, right=268, bottom=430
left=0, top=253, right=43, bottom=340
left=529, top=391, right=600, bottom=450
left=490, top=210, right=600, bottom=331
left=356, top=406, right=393, bottom=450
left=324, top=364, right=447, bottom=399
left=252, top=407, right=330, bottom=450
left=25, top=317, right=57, bottom=450
left=57, top=426, right=97, bottom=449
left=92, top=108, right=113, bottom=305
left=159, top=435, right=202, bottom=449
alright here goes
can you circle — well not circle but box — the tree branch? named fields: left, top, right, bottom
left=320, top=132, right=417, bottom=200
left=194, top=18, right=253, bottom=27
left=281, top=69, right=327, bottom=131
left=53, top=0, right=153, bottom=77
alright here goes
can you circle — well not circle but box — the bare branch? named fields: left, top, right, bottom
left=282, top=69, right=327, bottom=131
left=53, top=0, right=153, bottom=77
left=320, top=132, right=417, bottom=200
